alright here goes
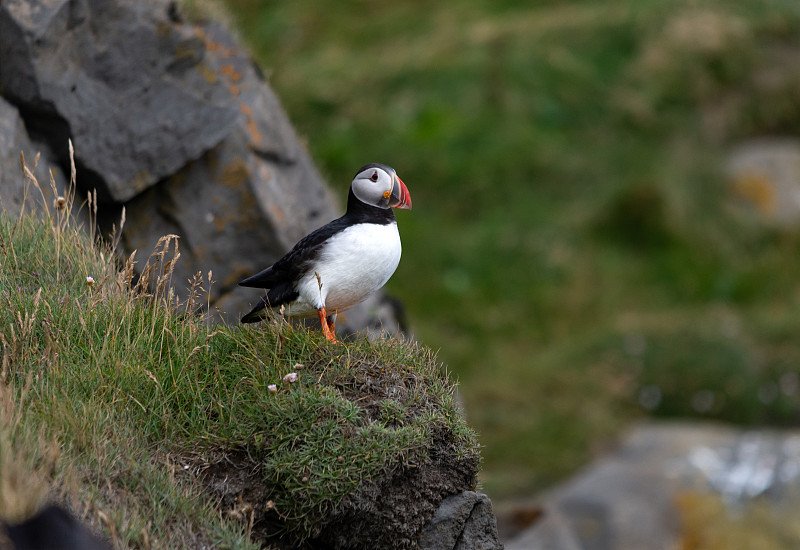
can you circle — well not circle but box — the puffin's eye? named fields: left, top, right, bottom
left=370, top=172, right=378, bottom=182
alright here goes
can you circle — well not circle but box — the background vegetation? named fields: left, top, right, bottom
left=220, top=0, right=800, bottom=499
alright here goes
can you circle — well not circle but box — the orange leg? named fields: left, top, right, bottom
left=326, top=311, right=337, bottom=335
left=317, top=308, right=338, bottom=342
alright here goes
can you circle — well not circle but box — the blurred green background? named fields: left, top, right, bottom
left=218, top=0, right=800, bottom=500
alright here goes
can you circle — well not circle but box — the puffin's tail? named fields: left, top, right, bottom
left=241, top=296, right=270, bottom=323
left=239, top=266, right=277, bottom=288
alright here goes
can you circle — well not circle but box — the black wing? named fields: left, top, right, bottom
left=239, top=215, right=351, bottom=289
left=240, top=283, right=300, bottom=323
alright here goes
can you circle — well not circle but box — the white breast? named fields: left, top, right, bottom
left=290, top=222, right=402, bottom=317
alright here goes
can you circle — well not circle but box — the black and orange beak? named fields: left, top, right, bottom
left=389, top=174, right=412, bottom=210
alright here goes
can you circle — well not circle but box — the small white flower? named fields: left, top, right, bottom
left=283, top=372, right=298, bottom=383
left=268, top=384, right=277, bottom=392
left=86, top=276, right=95, bottom=286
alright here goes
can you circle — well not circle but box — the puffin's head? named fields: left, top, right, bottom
left=351, top=163, right=412, bottom=210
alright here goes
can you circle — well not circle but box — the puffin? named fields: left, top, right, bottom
left=239, top=163, right=412, bottom=342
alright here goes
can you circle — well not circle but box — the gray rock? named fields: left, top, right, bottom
left=504, top=422, right=800, bottom=550
left=503, top=508, right=581, bottom=550
left=0, top=96, right=38, bottom=213
left=0, top=0, right=238, bottom=202
left=504, top=423, right=687, bottom=550
left=421, top=491, right=503, bottom=550
left=336, top=292, right=409, bottom=340
left=118, top=75, right=336, bottom=322
left=0, top=95, right=68, bottom=217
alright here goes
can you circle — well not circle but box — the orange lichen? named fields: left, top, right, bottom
left=220, top=64, right=243, bottom=81
left=239, top=103, right=263, bottom=146
left=221, top=158, right=249, bottom=189
left=196, top=63, right=219, bottom=84
left=730, top=172, right=775, bottom=215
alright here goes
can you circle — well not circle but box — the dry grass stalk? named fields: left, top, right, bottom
left=206, top=270, right=214, bottom=314
left=0, top=333, right=10, bottom=384
left=87, top=189, right=98, bottom=245
left=156, top=246, right=181, bottom=301
left=117, top=251, right=137, bottom=292
left=14, top=288, right=43, bottom=349
left=135, top=234, right=180, bottom=300
left=19, top=151, right=46, bottom=221
left=184, top=270, right=209, bottom=315
left=114, top=206, right=126, bottom=251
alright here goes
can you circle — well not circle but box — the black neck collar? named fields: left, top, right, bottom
left=344, top=188, right=396, bottom=225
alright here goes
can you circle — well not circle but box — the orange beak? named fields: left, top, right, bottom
left=389, top=174, right=412, bottom=210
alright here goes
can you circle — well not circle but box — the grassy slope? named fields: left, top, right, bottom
left=221, top=0, right=800, bottom=497
left=0, top=175, right=477, bottom=546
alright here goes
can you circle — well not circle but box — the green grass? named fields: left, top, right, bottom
left=220, top=0, right=800, bottom=498
left=0, top=167, right=478, bottom=546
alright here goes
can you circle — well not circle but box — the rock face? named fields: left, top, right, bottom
left=420, top=491, right=503, bottom=550
left=0, top=0, right=395, bottom=329
left=0, top=96, right=66, bottom=215
left=0, top=0, right=238, bottom=202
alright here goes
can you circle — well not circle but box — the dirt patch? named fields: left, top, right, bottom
left=182, top=449, right=286, bottom=546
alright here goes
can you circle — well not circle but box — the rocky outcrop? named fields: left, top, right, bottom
left=0, top=0, right=387, bottom=328
left=1, top=0, right=240, bottom=203
left=420, top=491, right=503, bottom=550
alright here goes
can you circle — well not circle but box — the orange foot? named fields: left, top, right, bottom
left=317, top=308, right=339, bottom=343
